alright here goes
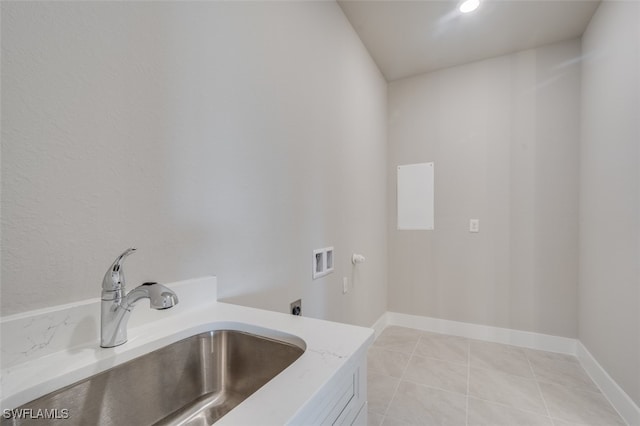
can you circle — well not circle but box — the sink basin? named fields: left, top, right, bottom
left=2, top=330, right=305, bottom=426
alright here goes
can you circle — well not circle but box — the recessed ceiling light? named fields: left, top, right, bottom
left=459, top=0, right=480, bottom=13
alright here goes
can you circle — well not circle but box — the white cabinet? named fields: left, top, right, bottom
left=290, top=354, right=368, bottom=425
left=351, top=402, right=368, bottom=426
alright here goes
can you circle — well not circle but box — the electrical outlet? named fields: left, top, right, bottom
left=290, top=299, right=302, bottom=316
left=469, top=219, right=480, bottom=233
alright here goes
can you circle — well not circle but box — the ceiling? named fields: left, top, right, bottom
left=338, top=0, right=601, bottom=81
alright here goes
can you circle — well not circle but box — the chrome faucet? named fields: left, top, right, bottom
left=100, top=248, right=179, bottom=348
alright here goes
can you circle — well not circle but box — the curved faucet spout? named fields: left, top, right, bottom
left=125, top=282, right=179, bottom=310
left=100, top=249, right=178, bottom=348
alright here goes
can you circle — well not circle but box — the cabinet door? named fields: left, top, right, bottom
left=351, top=401, right=368, bottom=426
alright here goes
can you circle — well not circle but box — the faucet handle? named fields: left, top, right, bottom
left=102, top=248, right=136, bottom=292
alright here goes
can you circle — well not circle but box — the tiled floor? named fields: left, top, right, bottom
left=367, top=326, right=626, bottom=426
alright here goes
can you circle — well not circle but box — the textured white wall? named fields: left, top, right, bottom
left=1, top=2, right=388, bottom=326
left=387, top=39, right=581, bottom=338
left=579, top=0, right=640, bottom=406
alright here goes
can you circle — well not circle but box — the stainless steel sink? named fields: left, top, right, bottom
left=2, top=330, right=305, bottom=426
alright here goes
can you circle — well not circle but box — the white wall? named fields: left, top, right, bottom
left=387, top=39, right=581, bottom=338
left=0, top=1, right=388, bottom=327
left=579, top=0, right=640, bottom=406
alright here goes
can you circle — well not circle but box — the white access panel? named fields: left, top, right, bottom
left=397, top=162, right=434, bottom=230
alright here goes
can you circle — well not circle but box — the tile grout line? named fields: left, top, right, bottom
left=406, top=350, right=470, bottom=367
left=372, top=344, right=469, bottom=368
left=398, top=377, right=469, bottom=398
left=469, top=363, right=544, bottom=382
left=380, top=331, right=421, bottom=424
left=385, top=374, right=558, bottom=419
left=467, top=394, right=555, bottom=418
left=526, top=352, right=555, bottom=425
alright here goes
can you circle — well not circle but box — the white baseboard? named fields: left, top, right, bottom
left=370, top=312, right=389, bottom=339
left=369, top=311, right=639, bottom=426
left=577, top=341, right=640, bottom=426
left=383, top=311, right=577, bottom=354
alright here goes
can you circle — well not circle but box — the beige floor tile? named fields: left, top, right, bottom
left=530, top=357, right=599, bottom=393
left=374, top=327, right=422, bottom=355
left=369, top=346, right=411, bottom=378
left=467, top=397, right=554, bottom=426
left=385, top=381, right=467, bottom=425
left=403, top=354, right=468, bottom=394
left=381, top=416, right=414, bottom=426
left=469, top=366, right=547, bottom=414
left=368, top=410, right=384, bottom=426
left=414, top=332, right=469, bottom=365
left=525, top=348, right=579, bottom=365
left=368, top=371, right=400, bottom=416
left=539, top=382, right=625, bottom=426
left=470, top=340, right=535, bottom=378
left=551, top=418, right=591, bottom=426
left=369, top=330, right=623, bottom=426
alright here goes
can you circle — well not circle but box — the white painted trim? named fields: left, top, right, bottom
left=385, top=311, right=577, bottom=354
left=369, top=311, right=639, bottom=426
left=370, top=312, right=389, bottom=339
left=577, top=341, right=640, bottom=426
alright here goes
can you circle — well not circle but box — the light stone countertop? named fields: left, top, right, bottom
left=0, top=277, right=374, bottom=425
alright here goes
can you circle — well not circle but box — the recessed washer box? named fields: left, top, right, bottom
left=313, top=249, right=324, bottom=279
left=312, top=247, right=334, bottom=279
